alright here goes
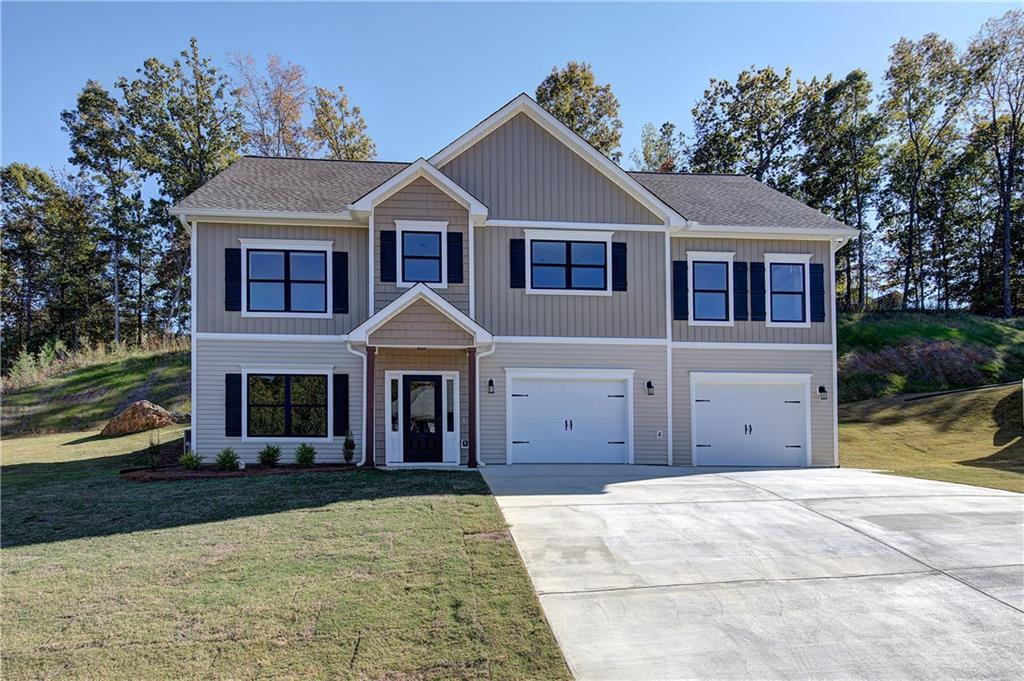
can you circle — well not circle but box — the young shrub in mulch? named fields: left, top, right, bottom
left=145, top=432, right=162, bottom=470
left=216, top=447, right=240, bottom=472
left=258, top=443, right=281, bottom=468
left=179, top=451, right=203, bottom=470
left=343, top=431, right=356, bottom=464
left=294, top=443, right=316, bottom=467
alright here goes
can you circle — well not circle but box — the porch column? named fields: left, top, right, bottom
left=467, top=347, right=478, bottom=468
left=364, top=346, right=376, bottom=468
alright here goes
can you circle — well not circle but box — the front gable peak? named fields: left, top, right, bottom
left=349, top=158, right=488, bottom=226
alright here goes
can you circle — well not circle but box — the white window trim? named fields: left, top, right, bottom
left=239, top=364, right=335, bottom=444
left=395, top=220, right=448, bottom=289
left=687, top=251, right=735, bottom=327
left=764, top=253, right=813, bottom=329
left=523, top=228, right=613, bottom=297
left=239, top=238, right=334, bottom=319
left=384, top=370, right=461, bottom=465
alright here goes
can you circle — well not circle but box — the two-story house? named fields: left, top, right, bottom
left=170, top=94, right=856, bottom=469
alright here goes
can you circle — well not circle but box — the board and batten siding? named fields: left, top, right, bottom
left=672, top=237, right=833, bottom=343
left=441, top=112, right=661, bottom=224
left=195, top=222, right=368, bottom=334
left=671, top=347, right=835, bottom=467
left=374, top=178, right=470, bottom=314
left=475, top=226, right=666, bottom=337
left=193, top=337, right=362, bottom=463
left=479, top=343, right=668, bottom=465
left=368, top=299, right=473, bottom=347
left=372, top=348, right=470, bottom=465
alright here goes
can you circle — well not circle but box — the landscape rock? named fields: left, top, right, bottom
left=100, top=400, right=176, bottom=437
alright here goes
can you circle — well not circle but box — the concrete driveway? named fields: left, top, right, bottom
left=481, top=465, right=1024, bottom=680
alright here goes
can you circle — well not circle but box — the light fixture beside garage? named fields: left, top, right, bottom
left=818, top=385, right=828, bottom=400
left=487, top=378, right=495, bottom=394
left=646, top=380, right=655, bottom=396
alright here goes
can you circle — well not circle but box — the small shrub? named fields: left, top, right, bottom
left=145, top=431, right=162, bottom=469
left=295, top=443, right=316, bottom=467
left=216, top=447, right=240, bottom=471
left=343, top=431, right=356, bottom=464
left=179, top=451, right=202, bottom=470
left=258, top=443, right=281, bottom=467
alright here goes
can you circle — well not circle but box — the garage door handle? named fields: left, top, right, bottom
left=564, top=419, right=568, bottom=431
left=608, top=441, right=625, bottom=445
left=570, top=419, right=573, bottom=431
left=512, top=440, right=530, bottom=444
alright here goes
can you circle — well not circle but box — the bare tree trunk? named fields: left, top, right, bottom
left=902, top=182, right=917, bottom=310
left=137, top=250, right=144, bottom=346
left=1002, top=198, right=1013, bottom=318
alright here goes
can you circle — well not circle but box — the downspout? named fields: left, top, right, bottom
left=346, top=341, right=368, bottom=466
left=189, top=219, right=197, bottom=455
left=475, top=341, right=497, bottom=467
left=664, top=229, right=673, bottom=466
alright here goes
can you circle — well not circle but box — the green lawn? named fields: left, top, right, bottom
left=1, top=428, right=569, bottom=680
left=839, top=384, right=1024, bottom=493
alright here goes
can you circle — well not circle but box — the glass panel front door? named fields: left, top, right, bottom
left=402, top=375, right=443, bottom=462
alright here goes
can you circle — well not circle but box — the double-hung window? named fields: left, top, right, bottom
left=247, top=373, right=327, bottom=438
left=526, top=230, right=611, bottom=294
left=688, top=252, right=734, bottom=324
left=396, top=221, right=447, bottom=287
left=246, top=247, right=328, bottom=314
left=765, top=253, right=811, bottom=326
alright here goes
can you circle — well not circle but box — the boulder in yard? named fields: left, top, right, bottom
left=100, top=400, right=176, bottom=437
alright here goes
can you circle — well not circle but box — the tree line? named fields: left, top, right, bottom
left=2, top=11, right=1020, bottom=373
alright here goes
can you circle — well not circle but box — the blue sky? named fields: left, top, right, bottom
left=2, top=2, right=1013, bottom=174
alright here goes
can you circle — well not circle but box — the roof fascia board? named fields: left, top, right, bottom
left=348, top=158, right=488, bottom=225
left=170, top=207, right=358, bottom=225
left=671, top=224, right=858, bottom=240
left=428, top=94, right=686, bottom=228
left=349, top=284, right=493, bottom=344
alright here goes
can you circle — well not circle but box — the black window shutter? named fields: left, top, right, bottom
left=380, top=230, right=396, bottom=283
left=225, top=373, right=242, bottom=437
left=733, top=261, right=749, bottom=321
left=672, top=261, right=688, bottom=320
left=447, top=232, right=464, bottom=284
left=611, top=242, right=628, bottom=291
left=810, top=263, right=826, bottom=322
left=332, top=252, right=348, bottom=314
left=750, top=262, right=766, bottom=321
left=224, top=248, right=241, bottom=312
left=510, top=238, right=526, bottom=289
left=333, top=374, right=349, bottom=436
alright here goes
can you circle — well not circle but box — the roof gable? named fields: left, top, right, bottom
left=348, top=284, right=492, bottom=344
left=349, top=158, right=487, bottom=225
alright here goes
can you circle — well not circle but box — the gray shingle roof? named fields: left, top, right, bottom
left=175, top=156, right=852, bottom=232
left=175, top=156, right=408, bottom=214
left=629, top=171, right=852, bottom=230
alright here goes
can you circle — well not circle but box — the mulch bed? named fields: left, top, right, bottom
left=122, top=464, right=359, bottom=482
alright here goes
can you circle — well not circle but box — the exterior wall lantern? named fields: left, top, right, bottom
left=818, top=385, right=828, bottom=400
left=646, top=380, right=655, bottom=396
left=487, top=378, right=495, bottom=394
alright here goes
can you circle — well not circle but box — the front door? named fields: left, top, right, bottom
left=402, top=375, right=443, bottom=462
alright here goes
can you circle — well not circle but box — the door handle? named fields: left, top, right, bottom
left=564, top=419, right=568, bottom=431
left=570, top=419, right=573, bottom=431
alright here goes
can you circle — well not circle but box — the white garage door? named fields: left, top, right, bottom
left=692, top=374, right=809, bottom=467
left=509, top=376, right=630, bottom=463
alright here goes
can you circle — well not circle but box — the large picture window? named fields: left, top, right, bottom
left=247, top=249, right=327, bottom=313
left=402, top=231, right=442, bottom=283
left=247, top=374, right=327, bottom=438
left=530, top=240, right=607, bottom=291
left=692, top=261, right=730, bottom=322
left=770, top=262, right=807, bottom=323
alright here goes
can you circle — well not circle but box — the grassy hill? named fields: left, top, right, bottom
left=1, top=346, right=189, bottom=436
left=837, top=312, right=1024, bottom=401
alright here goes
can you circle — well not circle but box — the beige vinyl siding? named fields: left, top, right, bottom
left=193, top=337, right=362, bottom=464
left=368, top=300, right=473, bottom=347
left=374, top=178, right=470, bottom=314
left=372, top=348, right=470, bottom=465
left=195, top=222, right=368, bottom=334
left=479, top=342, right=668, bottom=465
left=671, top=347, right=835, bottom=467
left=441, top=113, right=661, bottom=224
left=671, top=237, right=833, bottom=343
left=475, top=226, right=666, bottom=337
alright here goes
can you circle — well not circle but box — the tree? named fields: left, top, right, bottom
left=61, top=80, right=141, bottom=344
left=536, top=61, right=623, bottom=162
left=881, top=34, right=974, bottom=309
left=309, top=86, right=376, bottom=160
left=631, top=122, right=685, bottom=172
left=118, top=37, right=246, bottom=332
left=800, top=69, right=885, bottom=310
left=967, top=9, right=1023, bottom=317
left=689, top=65, right=823, bottom=191
left=231, top=53, right=310, bottom=157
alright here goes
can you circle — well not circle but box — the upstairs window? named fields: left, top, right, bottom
left=692, top=261, right=729, bottom=322
left=247, top=249, right=327, bottom=313
left=765, top=253, right=812, bottom=327
left=402, top=231, right=442, bottom=283
left=530, top=240, right=607, bottom=291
